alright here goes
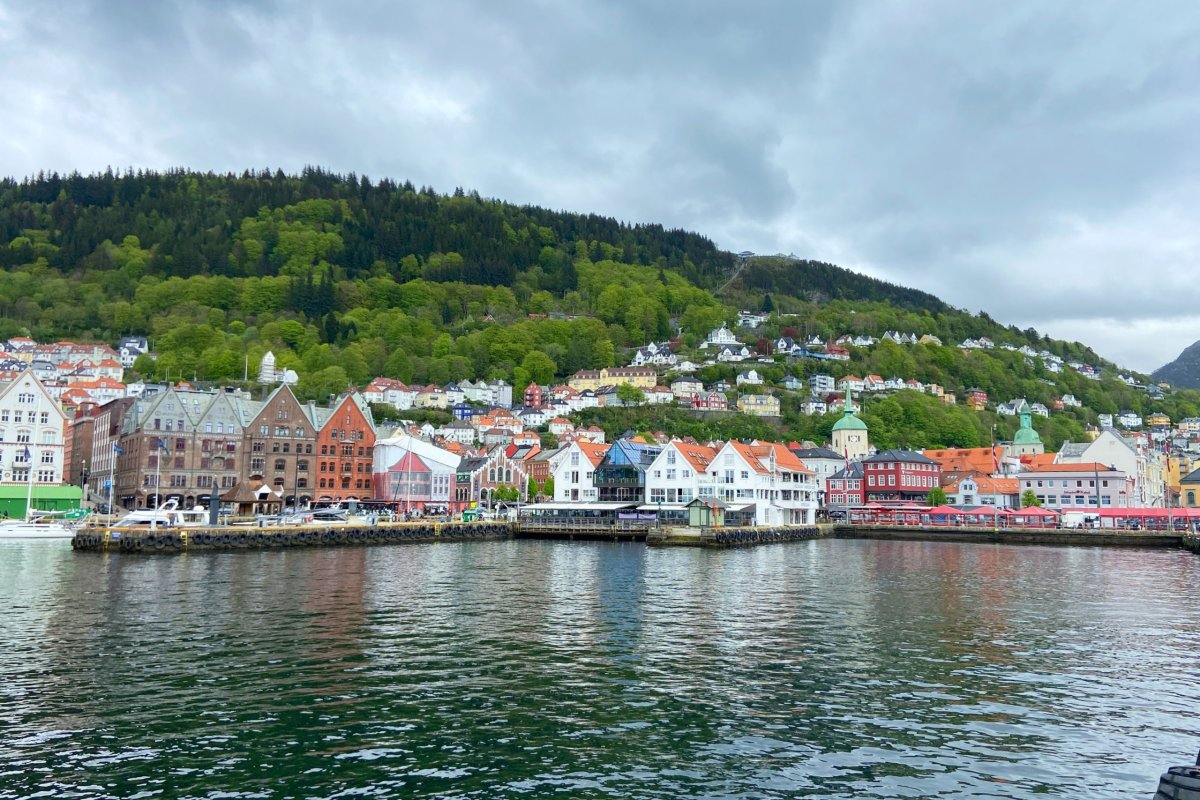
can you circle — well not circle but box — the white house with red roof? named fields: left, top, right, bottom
left=548, top=417, right=574, bottom=437
left=552, top=440, right=610, bottom=502
left=363, top=377, right=416, bottom=410
left=709, top=440, right=819, bottom=524
left=644, top=441, right=717, bottom=506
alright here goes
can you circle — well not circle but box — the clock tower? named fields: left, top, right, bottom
left=830, top=387, right=869, bottom=461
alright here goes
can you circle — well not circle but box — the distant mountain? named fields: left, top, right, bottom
left=1153, top=340, right=1200, bottom=389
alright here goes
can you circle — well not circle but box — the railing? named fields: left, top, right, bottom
left=518, top=517, right=653, bottom=531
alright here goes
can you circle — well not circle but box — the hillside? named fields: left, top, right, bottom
left=1, top=168, right=1195, bottom=450
left=1153, top=340, right=1200, bottom=389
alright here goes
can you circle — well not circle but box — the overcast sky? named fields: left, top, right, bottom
left=2, top=0, right=1198, bottom=373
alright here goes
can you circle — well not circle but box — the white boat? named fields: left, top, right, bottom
left=115, top=499, right=209, bottom=527
left=0, top=518, right=74, bottom=539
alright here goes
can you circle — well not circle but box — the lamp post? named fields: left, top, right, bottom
left=80, top=459, right=89, bottom=508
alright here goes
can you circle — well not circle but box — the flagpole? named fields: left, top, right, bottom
left=24, top=397, right=38, bottom=523
left=152, top=438, right=162, bottom=531
left=108, top=446, right=115, bottom=518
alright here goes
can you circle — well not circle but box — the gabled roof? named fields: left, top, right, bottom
left=670, top=442, right=717, bottom=473
left=727, top=441, right=812, bottom=474
left=1025, top=461, right=1121, bottom=473
left=791, top=446, right=844, bottom=460
left=576, top=441, right=610, bottom=468
left=865, top=449, right=939, bottom=465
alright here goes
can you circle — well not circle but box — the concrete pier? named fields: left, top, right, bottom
left=72, top=521, right=512, bottom=553
left=835, top=524, right=1186, bottom=549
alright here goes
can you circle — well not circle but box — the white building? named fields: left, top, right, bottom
left=0, top=370, right=67, bottom=486
left=709, top=440, right=818, bottom=525
left=700, top=325, right=741, bottom=349
left=644, top=441, right=718, bottom=506
left=552, top=440, right=610, bottom=502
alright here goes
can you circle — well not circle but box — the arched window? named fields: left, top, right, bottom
left=1189, top=491, right=1196, bottom=506
left=274, top=459, right=286, bottom=471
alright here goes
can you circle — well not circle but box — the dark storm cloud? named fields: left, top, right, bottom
left=1, top=0, right=1197, bottom=370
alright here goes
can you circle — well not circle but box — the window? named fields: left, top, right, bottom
left=0, top=411, right=7, bottom=422
left=174, top=457, right=184, bottom=468
left=37, top=469, right=54, bottom=483
left=205, top=422, right=212, bottom=433
left=40, top=412, right=48, bottom=425
left=274, top=459, right=286, bottom=471
left=251, top=457, right=265, bottom=472
left=176, top=438, right=185, bottom=451
left=295, top=427, right=305, bottom=437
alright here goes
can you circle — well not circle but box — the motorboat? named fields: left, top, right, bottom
left=115, top=499, right=209, bottom=527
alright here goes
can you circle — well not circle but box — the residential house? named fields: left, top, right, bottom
left=790, top=446, right=847, bottom=499
left=809, top=374, right=836, bottom=394
left=709, top=440, right=818, bottom=524
left=737, top=393, right=780, bottom=417
left=692, top=391, right=728, bottom=411
left=736, top=369, right=763, bottom=386
left=644, top=441, right=717, bottom=506
left=700, top=325, right=741, bottom=349
left=714, top=344, right=751, bottom=363
left=552, top=440, right=610, bottom=502
left=800, top=396, right=828, bottom=416
left=944, top=474, right=1020, bottom=508
left=964, top=388, right=988, bottom=411
left=825, top=462, right=864, bottom=508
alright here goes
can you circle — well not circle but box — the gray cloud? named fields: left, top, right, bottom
left=1, top=0, right=1197, bottom=371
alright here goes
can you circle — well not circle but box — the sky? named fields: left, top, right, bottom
left=1, top=0, right=1198, bottom=373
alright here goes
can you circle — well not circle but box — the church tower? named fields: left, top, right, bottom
left=1010, top=399, right=1044, bottom=456
left=830, top=387, right=869, bottom=460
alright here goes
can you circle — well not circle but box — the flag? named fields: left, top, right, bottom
left=155, top=437, right=169, bottom=451
left=113, top=442, right=125, bottom=455
left=22, top=445, right=31, bottom=462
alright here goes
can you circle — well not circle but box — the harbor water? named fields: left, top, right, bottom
left=2, top=538, right=1198, bottom=799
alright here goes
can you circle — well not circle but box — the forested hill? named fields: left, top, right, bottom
left=0, top=167, right=1185, bottom=451
left=736, top=256, right=949, bottom=313
left=0, top=167, right=737, bottom=287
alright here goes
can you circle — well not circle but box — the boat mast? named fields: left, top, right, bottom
left=24, top=382, right=39, bottom=522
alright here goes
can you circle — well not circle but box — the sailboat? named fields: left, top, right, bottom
left=0, top=391, right=74, bottom=540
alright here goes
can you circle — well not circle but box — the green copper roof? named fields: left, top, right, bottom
left=832, top=410, right=868, bottom=432
left=1013, top=425, right=1042, bottom=445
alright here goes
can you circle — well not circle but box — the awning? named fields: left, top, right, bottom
left=636, top=503, right=689, bottom=511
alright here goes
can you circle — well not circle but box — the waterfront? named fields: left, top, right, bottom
left=2, top=540, right=1198, bottom=799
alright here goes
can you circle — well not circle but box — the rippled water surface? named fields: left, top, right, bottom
left=2, top=539, right=1198, bottom=799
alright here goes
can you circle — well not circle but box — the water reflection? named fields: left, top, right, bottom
left=1, top=539, right=1197, bottom=799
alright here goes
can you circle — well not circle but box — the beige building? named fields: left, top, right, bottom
left=568, top=367, right=656, bottom=391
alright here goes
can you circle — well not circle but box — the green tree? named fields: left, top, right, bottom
left=540, top=477, right=554, bottom=498
left=927, top=487, right=948, bottom=506
left=616, top=383, right=644, bottom=406
left=1021, top=489, right=1040, bottom=508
